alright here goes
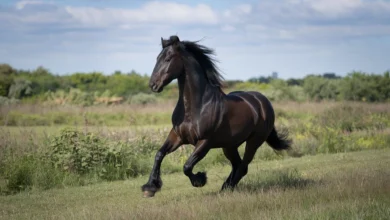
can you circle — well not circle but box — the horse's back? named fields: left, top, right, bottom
left=226, top=90, right=275, bottom=127
left=227, top=90, right=273, bottom=109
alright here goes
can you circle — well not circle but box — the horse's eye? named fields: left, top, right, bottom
left=165, top=57, right=171, bottom=62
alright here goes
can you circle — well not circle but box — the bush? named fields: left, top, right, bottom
left=315, top=104, right=386, bottom=132
left=44, top=128, right=162, bottom=180
left=303, top=75, right=341, bottom=101
left=268, top=79, right=306, bottom=102
left=2, top=154, right=82, bottom=194
left=340, top=71, right=390, bottom=102
left=45, top=88, right=95, bottom=106
left=0, top=128, right=164, bottom=193
left=47, top=129, right=109, bottom=175
left=0, top=96, right=20, bottom=106
left=0, top=74, right=13, bottom=97
left=128, top=92, right=157, bottom=105
left=3, top=155, right=36, bottom=192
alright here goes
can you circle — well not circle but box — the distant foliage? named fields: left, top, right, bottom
left=303, top=75, right=341, bottom=101
left=0, top=74, right=13, bottom=96
left=340, top=71, right=390, bottom=102
left=0, top=96, right=20, bottom=106
left=315, top=104, right=387, bottom=132
left=269, top=79, right=307, bottom=102
left=0, top=64, right=15, bottom=75
left=128, top=92, right=158, bottom=105
left=8, top=78, right=33, bottom=99
left=0, top=63, right=389, bottom=103
left=44, top=88, right=95, bottom=106
left=231, top=82, right=271, bottom=92
left=248, top=76, right=274, bottom=83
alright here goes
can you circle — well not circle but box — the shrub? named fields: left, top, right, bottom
left=340, top=71, right=390, bottom=102
left=8, top=78, right=33, bottom=99
left=44, top=88, right=95, bottom=106
left=44, top=128, right=161, bottom=180
left=128, top=92, right=158, bottom=105
left=0, top=74, right=13, bottom=97
left=3, top=155, right=36, bottom=192
left=268, top=79, right=307, bottom=102
left=3, top=157, right=68, bottom=193
left=315, top=104, right=386, bottom=132
left=0, top=96, right=20, bottom=106
left=47, top=129, right=109, bottom=175
left=303, top=75, right=341, bottom=101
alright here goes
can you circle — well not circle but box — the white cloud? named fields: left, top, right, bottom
left=1, top=0, right=390, bottom=79
left=222, top=4, right=253, bottom=24
left=236, top=4, right=252, bottom=14
left=221, top=25, right=235, bottom=32
left=64, top=1, right=218, bottom=27
left=15, top=0, right=46, bottom=10
left=307, top=0, right=362, bottom=16
left=5, top=0, right=390, bottom=37
left=3, top=1, right=220, bottom=29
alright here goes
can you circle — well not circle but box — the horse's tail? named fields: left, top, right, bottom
left=266, top=127, right=292, bottom=151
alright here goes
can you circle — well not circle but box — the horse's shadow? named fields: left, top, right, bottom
left=205, top=168, right=319, bottom=196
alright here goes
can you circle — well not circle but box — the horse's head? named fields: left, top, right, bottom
left=149, top=35, right=185, bottom=93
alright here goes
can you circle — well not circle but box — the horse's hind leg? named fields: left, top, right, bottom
left=229, top=135, right=267, bottom=189
left=221, top=147, right=242, bottom=191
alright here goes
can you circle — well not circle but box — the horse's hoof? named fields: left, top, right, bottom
left=191, top=172, right=207, bottom=187
left=143, top=190, right=156, bottom=198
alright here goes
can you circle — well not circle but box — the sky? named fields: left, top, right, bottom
left=0, top=0, right=389, bottom=80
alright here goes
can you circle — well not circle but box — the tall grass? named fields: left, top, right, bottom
left=1, top=101, right=389, bottom=194
left=1, top=149, right=389, bottom=220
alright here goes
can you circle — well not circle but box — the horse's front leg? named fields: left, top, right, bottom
left=183, top=140, right=211, bottom=187
left=141, top=129, right=182, bottom=197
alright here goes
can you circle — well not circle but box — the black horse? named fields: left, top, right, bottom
left=141, top=35, right=292, bottom=197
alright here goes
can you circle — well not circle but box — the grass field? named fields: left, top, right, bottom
left=0, top=149, right=389, bottom=220
left=1, top=101, right=390, bottom=219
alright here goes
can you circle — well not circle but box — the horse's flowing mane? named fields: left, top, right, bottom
left=163, top=35, right=225, bottom=88
left=182, top=40, right=225, bottom=88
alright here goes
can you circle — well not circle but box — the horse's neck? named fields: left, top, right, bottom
left=177, top=70, right=211, bottom=120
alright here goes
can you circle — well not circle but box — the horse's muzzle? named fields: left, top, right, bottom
left=149, top=81, right=163, bottom=93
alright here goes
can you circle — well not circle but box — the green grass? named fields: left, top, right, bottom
left=0, top=149, right=389, bottom=220
left=1, top=101, right=389, bottom=219
left=1, top=100, right=390, bottom=194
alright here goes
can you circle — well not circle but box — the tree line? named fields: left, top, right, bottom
left=0, top=63, right=389, bottom=103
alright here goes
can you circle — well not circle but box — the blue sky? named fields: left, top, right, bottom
left=1, top=0, right=389, bottom=80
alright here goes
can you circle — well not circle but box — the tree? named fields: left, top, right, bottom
left=8, top=78, right=33, bottom=99
left=0, top=64, right=15, bottom=75
left=286, top=78, right=303, bottom=86
left=340, top=71, right=390, bottom=102
left=303, top=75, right=341, bottom=101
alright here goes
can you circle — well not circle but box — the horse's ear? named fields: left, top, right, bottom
left=161, top=37, right=169, bottom=48
left=169, top=36, right=180, bottom=44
